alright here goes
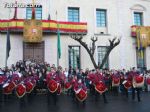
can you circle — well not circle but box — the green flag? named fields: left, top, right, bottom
left=57, top=23, right=61, bottom=59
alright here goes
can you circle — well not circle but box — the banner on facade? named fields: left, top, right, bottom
left=0, top=19, right=87, bottom=33
left=23, top=19, right=42, bottom=43
left=136, top=27, right=150, bottom=48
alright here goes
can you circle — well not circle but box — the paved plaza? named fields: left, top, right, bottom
left=0, top=92, right=150, bottom=112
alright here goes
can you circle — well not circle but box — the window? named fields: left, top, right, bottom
left=134, top=12, right=143, bottom=26
left=26, top=6, right=42, bottom=20
left=68, top=7, right=79, bottom=22
left=68, top=46, right=80, bottom=69
left=96, top=9, right=107, bottom=27
left=136, top=48, right=146, bottom=69
left=97, top=46, right=109, bottom=69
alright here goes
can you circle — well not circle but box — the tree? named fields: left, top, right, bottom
left=70, top=33, right=121, bottom=69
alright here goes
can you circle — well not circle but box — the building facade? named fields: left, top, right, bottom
left=0, top=0, right=150, bottom=70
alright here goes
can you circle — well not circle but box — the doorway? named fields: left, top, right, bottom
left=23, top=41, right=45, bottom=62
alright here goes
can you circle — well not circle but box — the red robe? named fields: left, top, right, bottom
left=93, top=73, right=104, bottom=84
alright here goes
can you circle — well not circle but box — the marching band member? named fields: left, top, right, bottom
left=146, top=71, right=150, bottom=91
left=129, top=67, right=144, bottom=102
left=103, top=70, right=111, bottom=91
left=111, top=70, right=121, bottom=95
left=46, top=67, right=58, bottom=105
left=64, top=70, right=73, bottom=95
left=90, top=69, right=108, bottom=103
left=73, top=78, right=87, bottom=106
left=47, top=66, right=64, bottom=105
left=121, top=71, right=131, bottom=98
left=87, top=70, right=96, bottom=95
left=0, top=59, right=149, bottom=104
left=70, top=75, right=78, bottom=100
left=0, top=70, right=6, bottom=98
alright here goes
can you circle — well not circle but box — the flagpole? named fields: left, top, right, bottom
left=32, top=0, right=35, bottom=19
left=56, top=11, right=59, bottom=67
left=49, top=0, right=50, bottom=17
left=5, top=8, right=11, bottom=67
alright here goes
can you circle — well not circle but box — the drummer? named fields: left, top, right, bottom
left=129, top=67, right=143, bottom=102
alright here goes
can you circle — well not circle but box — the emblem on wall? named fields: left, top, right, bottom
left=23, top=19, right=42, bottom=43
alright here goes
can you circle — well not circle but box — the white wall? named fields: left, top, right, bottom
left=0, top=0, right=150, bottom=70
left=0, top=34, right=23, bottom=68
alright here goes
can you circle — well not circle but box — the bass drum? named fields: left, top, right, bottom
left=64, top=82, right=72, bottom=90
left=47, top=79, right=58, bottom=93
left=133, top=76, right=144, bottom=88
left=123, top=80, right=132, bottom=89
left=16, top=84, right=26, bottom=98
left=3, top=81, right=16, bottom=94
left=75, top=89, right=87, bottom=102
left=95, top=81, right=107, bottom=94
left=25, top=81, right=34, bottom=93
left=112, top=77, right=120, bottom=87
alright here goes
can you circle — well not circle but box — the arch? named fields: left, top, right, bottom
left=130, top=4, right=146, bottom=11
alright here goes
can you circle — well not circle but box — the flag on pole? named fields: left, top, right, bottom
left=137, top=31, right=144, bottom=59
left=48, top=14, right=51, bottom=30
left=136, top=28, right=144, bottom=67
left=32, top=0, right=35, bottom=19
left=13, top=1, right=17, bottom=19
left=6, top=29, right=11, bottom=60
left=48, top=14, right=51, bottom=20
left=57, top=23, right=61, bottom=59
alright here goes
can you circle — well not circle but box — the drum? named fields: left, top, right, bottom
left=25, top=81, right=34, bottom=93
left=47, top=79, right=58, bottom=93
left=133, top=76, right=144, bottom=88
left=16, top=84, right=26, bottom=98
left=3, top=81, right=16, bottom=94
left=95, top=81, right=107, bottom=94
left=112, top=77, right=120, bottom=87
left=75, top=89, right=87, bottom=102
left=123, top=80, right=132, bottom=89
left=64, top=82, right=72, bottom=90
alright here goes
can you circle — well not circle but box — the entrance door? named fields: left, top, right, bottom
left=23, top=42, right=45, bottom=62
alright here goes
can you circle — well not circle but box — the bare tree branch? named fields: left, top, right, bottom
left=99, top=38, right=120, bottom=69
left=70, top=33, right=98, bottom=69
left=70, top=33, right=120, bottom=69
left=90, top=36, right=98, bottom=56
